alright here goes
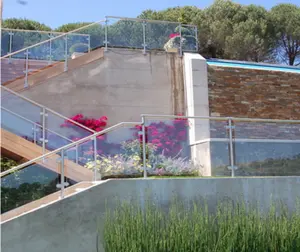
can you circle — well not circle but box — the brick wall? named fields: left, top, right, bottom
left=208, top=66, right=300, bottom=120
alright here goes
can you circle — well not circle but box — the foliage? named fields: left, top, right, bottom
left=2, top=3, right=300, bottom=65
left=1, top=180, right=58, bottom=213
left=85, top=154, right=145, bottom=177
left=2, top=18, right=51, bottom=30
left=85, top=139, right=199, bottom=177
left=269, top=4, right=300, bottom=66
left=61, top=113, right=108, bottom=139
left=135, top=116, right=188, bottom=157
left=104, top=198, right=300, bottom=251
left=55, top=22, right=92, bottom=33
left=0, top=157, right=18, bottom=172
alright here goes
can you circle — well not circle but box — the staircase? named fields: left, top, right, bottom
left=2, top=48, right=104, bottom=92
left=0, top=86, right=97, bottom=216
left=0, top=16, right=198, bottom=222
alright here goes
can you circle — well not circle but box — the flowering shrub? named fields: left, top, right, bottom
left=61, top=113, right=108, bottom=140
left=149, top=154, right=199, bottom=176
left=85, top=154, right=149, bottom=177
left=134, top=116, right=189, bottom=157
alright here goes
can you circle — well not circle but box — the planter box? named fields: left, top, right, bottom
left=166, top=48, right=178, bottom=53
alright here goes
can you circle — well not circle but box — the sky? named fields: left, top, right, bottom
left=3, top=0, right=300, bottom=29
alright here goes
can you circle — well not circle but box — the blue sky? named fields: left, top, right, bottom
left=3, top=0, right=299, bottom=29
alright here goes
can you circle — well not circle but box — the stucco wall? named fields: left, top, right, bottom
left=208, top=65, right=300, bottom=119
left=21, top=49, right=185, bottom=126
left=1, top=177, right=300, bottom=252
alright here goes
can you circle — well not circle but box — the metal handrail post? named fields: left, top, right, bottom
left=195, top=26, right=198, bottom=51
left=141, top=115, right=147, bottom=178
left=179, top=23, right=183, bottom=56
left=227, top=118, right=236, bottom=177
left=58, top=149, right=69, bottom=199
left=40, top=107, right=47, bottom=157
left=104, top=18, right=108, bottom=51
left=142, top=21, right=147, bottom=55
left=93, top=135, right=98, bottom=181
left=87, top=35, right=91, bottom=53
left=8, top=31, right=13, bottom=63
left=24, top=49, right=29, bottom=88
left=48, top=33, right=53, bottom=65
left=33, top=123, right=37, bottom=144
left=64, top=35, right=68, bottom=71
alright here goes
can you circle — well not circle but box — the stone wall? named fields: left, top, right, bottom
left=208, top=66, right=300, bottom=120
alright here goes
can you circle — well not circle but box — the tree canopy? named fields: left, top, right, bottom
left=2, top=18, right=51, bottom=31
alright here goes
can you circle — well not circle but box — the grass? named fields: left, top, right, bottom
left=103, top=198, right=300, bottom=252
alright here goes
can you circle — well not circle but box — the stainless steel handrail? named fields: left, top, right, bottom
left=1, top=27, right=89, bottom=36
left=1, top=107, right=73, bottom=142
left=1, top=86, right=95, bottom=133
left=106, top=16, right=197, bottom=27
left=1, top=19, right=106, bottom=59
left=0, top=121, right=141, bottom=177
left=141, top=114, right=300, bottom=124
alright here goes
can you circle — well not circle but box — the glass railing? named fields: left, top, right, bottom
left=143, top=115, right=230, bottom=177
left=1, top=114, right=299, bottom=213
left=1, top=28, right=90, bottom=58
left=0, top=86, right=94, bottom=155
left=142, top=115, right=300, bottom=177
left=232, top=119, right=300, bottom=176
left=0, top=17, right=198, bottom=86
left=0, top=122, right=141, bottom=213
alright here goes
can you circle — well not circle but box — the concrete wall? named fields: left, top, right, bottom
left=21, top=48, right=185, bottom=126
left=183, top=53, right=211, bottom=175
left=2, top=177, right=300, bottom=252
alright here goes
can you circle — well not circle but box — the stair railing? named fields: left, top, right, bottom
left=1, top=85, right=95, bottom=155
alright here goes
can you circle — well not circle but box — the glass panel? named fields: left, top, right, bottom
left=10, top=31, right=55, bottom=55
left=107, top=18, right=143, bottom=49
left=67, top=34, right=90, bottom=56
left=1, top=51, right=26, bottom=84
left=1, top=107, right=35, bottom=140
left=49, top=35, right=66, bottom=62
left=203, top=119, right=231, bottom=177
left=146, top=22, right=178, bottom=51
left=0, top=151, right=75, bottom=214
left=46, top=110, right=93, bottom=144
left=233, top=120, right=300, bottom=176
left=1, top=87, right=42, bottom=124
left=65, top=124, right=142, bottom=179
left=181, top=25, right=197, bottom=52
left=74, top=22, right=104, bottom=52
left=1, top=29, right=10, bottom=56
left=144, top=117, right=201, bottom=177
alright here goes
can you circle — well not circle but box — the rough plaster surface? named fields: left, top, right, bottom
left=21, top=49, right=185, bottom=126
left=1, top=177, right=300, bottom=252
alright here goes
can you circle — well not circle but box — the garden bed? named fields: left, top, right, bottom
left=103, top=198, right=300, bottom=251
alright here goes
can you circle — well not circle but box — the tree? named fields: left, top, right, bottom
left=269, top=4, right=300, bottom=66
left=55, top=22, right=92, bottom=32
left=224, top=5, right=275, bottom=62
left=2, top=18, right=51, bottom=30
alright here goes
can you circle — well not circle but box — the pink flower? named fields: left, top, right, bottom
left=169, top=33, right=180, bottom=39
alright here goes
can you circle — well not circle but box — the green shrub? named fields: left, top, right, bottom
left=0, top=157, right=18, bottom=172
left=103, top=198, right=300, bottom=251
